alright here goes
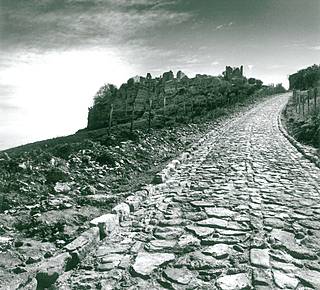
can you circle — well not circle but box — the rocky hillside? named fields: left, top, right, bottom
left=87, top=66, right=285, bottom=131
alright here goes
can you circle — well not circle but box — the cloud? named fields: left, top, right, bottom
left=215, top=22, right=233, bottom=31
left=309, top=45, right=320, bottom=50
left=1, top=0, right=192, bottom=51
left=211, top=61, right=219, bottom=66
left=248, top=64, right=254, bottom=71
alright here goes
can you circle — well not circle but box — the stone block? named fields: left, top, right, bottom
left=125, top=195, right=142, bottom=212
left=64, top=227, right=100, bottom=261
left=90, top=214, right=119, bottom=238
left=36, top=252, right=71, bottom=289
left=112, top=203, right=130, bottom=221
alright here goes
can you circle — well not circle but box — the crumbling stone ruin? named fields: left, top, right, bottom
left=87, top=67, right=258, bottom=131
left=223, top=65, right=243, bottom=80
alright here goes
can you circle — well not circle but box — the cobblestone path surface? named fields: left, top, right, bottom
left=59, top=93, right=320, bottom=289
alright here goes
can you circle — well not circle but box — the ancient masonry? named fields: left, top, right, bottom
left=87, top=66, right=253, bottom=130
left=8, top=93, right=320, bottom=289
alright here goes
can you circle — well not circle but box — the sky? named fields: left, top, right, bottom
left=0, top=0, right=319, bottom=150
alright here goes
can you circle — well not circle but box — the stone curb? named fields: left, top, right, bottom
left=278, top=106, right=320, bottom=169
left=11, top=137, right=197, bottom=289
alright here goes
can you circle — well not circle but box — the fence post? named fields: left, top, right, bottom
left=130, top=102, right=135, bottom=133
left=307, top=90, right=310, bottom=113
left=108, top=103, right=114, bottom=135
left=293, top=90, right=297, bottom=113
left=302, top=93, right=305, bottom=117
left=148, top=99, right=152, bottom=132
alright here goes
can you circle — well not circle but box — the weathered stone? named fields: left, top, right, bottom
left=272, top=270, right=299, bottom=289
left=163, top=267, right=194, bottom=285
left=112, top=203, right=130, bottom=221
left=296, top=269, right=320, bottom=289
left=132, top=252, right=175, bottom=277
left=96, top=244, right=130, bottom=257
left=253, top=268, right=271, bottom=286
left=154, top=227, right=184, bottom=240
left=264, top=217, right=284, bottom=228
left=271, top=261, right=297, bottom=273
left=54, top=182, right=71, bottom=193
left=205, top=207, right=236, bottom=218
left=197, top=217, right=228, bottom=228
left=147, top=239, right=176, bottom=252
left=36, top=252, right=71, bottom=289
left=216, top=273, right=251, bottom=290
left=159, top=218, right=185, bottom=227
left=125, top=195, right=142, bottom=212
left=185, top=225, right=215, bottom=238
left=250, top=249, right=270, bottom=268
left=64, top=227, right=100, bottom=261
left=90, top=214, right=119, bottom=238
left=190, top=201, right=216, bottom=207
left=202, top=244, right=229, bottom=259
left=0, top=236, right=13, bottom=251
left=270, top=229, right=317, bottom=259
left=177, top=234, right=200, bottom=252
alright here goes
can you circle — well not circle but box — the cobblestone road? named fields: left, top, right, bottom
left=59, top=93, right=320, bottom=289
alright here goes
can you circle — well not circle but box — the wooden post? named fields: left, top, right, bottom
left=108, top=103, right=113, bottom=135
left=293, top=90, right=298, bottom=113
left=191, top=98, right=194, bottom=122
left=125, top=89, right=128, bottom=116
left=148, top=99, right=152, bottom=131
left=302, top=94, right=305, bottom=117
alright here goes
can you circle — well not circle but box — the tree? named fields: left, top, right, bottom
left=93, top=84, right=117, bottom=105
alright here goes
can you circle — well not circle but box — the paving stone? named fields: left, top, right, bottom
left=197, top=217, right=228, bottom=229
left=190, top=201, right=216, bottom=207
left=132, top=252, right=175, bottom=277
left=185, top=225, right=215, bottom=238
left=147, top=240, right=176, bottom=252
left=177, top=234, right=200, bottom=253
left=216, top=273, right=251, bottom=290
left=153, top=227, right=184, bottom=240
left=250, top=248, right=270, bottom=268
left=253, top=268, right=271, bottom=286
left=205, top=207, right=236, bottom=218
left=163, top=267, right=194, bottom=285
left=55, top=94, right=320, bottom=290
left=202, top=244, right=230, bottom=259
left=296, top=269, right=320, bottom=289
left=272, top=270, right=299, bottom=289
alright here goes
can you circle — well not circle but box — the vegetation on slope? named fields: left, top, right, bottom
left=289, top=64, right=320, bottom=90
left=284, top=64, right=320, bottom=150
